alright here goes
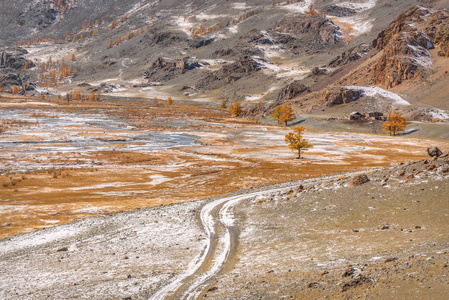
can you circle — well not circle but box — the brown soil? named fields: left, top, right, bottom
left=1, top=95, right=448, bottom=239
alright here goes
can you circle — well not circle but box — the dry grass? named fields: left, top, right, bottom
left=1, top=94, right=448, bottom=239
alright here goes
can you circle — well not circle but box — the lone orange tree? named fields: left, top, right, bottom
left=382, top=111, right=407, bottom=136
left=285, top=126, right=313, bottom=159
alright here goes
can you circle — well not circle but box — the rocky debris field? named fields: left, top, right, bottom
left=1, top=153, right=448, bottom=299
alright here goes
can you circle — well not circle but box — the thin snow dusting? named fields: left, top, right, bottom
left=228, top=24, right=239, bottom=35
left=231, top=3, right=249, bottom=10
left=0, top=201, right=206, bottom=299
left=173, top=16, right=194, bottom=36
left=335, top=0, right=378, bottom=12
left=253, top=56, right=310, bottom=78
left=344, top=85, right=411, bottom=106
left=429, top=109, right=449, bottom=121
left=282, top=0, right=315, bottom=13
left=334, top=15, right=374, bottom=36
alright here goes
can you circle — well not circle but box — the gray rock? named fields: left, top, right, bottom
left=427, top=147, right=443, bottom=157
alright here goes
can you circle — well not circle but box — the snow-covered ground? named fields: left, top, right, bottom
left=173, top=16, right=195, bottom=36
left=253, top=56, right=310, bottom=78
left=0, top=201, right=206, bottom=299
left=336, top=0, right=378, bottom=11
left=282, top=0, right=315, bottom=13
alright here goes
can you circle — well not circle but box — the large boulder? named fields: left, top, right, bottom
left=350, top=174, right=370, bottom=187
left=427, top=147, right=443, bottom=157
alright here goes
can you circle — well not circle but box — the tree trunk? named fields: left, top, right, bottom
left=297, top=149, right=301, bottom=159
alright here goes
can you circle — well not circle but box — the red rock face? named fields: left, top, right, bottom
left=372, top=6, right=449, bottom=88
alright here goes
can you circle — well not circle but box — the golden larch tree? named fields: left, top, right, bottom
left=167, top=97, right=173, bottom=105
left=285, top=126, right=313, bottom=159
left=279, top=102, right=295, bottom=126
left=230, top=101, right=242, bottom=117
left=382, top=111, right=407, bottom=136
left=271, top=105, right=283, bottom=124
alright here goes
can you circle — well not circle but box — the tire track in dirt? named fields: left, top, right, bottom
left=150, top=172, right=364, bottom=299
left=149, top=188, right=287, bottom=300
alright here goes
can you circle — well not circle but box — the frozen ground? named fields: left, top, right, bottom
left=1, top=155, right=448, bottom=299
left=0, top=200, right=206, bottom=299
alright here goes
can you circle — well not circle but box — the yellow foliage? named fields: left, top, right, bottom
left=285, top=126, right=313, bottom=159
left=230, top=102, right=242, bottom=117
left=382, top=111, right=407, bottom=136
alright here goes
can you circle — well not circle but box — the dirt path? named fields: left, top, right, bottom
left=150, top=189, right=288, bottom=299
left=152, top=174, right=356, bottom=299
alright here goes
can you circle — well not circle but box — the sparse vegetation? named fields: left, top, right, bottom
left=230, top=102, right=242, bottom=117
left=271, top=103, right=295, bottom=125
left=382, top=111, right=407, bottom=136
left=285, top=126, right=313, bottom=159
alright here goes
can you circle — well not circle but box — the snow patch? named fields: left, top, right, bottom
left=173, top=16, right=194, bottom=36
left=282, top=0, right=315, bottom=13
left=335, top=0, right=378, bottom=12
left=344, top=85, right=410, bottom=106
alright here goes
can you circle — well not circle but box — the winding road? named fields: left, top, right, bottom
left=149, top=172, right=365, bottom=299
left=149, top=187, right=288, bottom=300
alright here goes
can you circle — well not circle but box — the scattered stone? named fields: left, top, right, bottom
left=341, top=275, right=373, bottom=292
left=415, top=226, right=422, bottom=229
left=296, top=185, right=304, bottom=192
left=385, top=257, right=398, bottom=263
left=404, top=174, right=414, bottom=180
left=342, top=265, right=360, bottom=277
left=382, top=224, right=389, bottom=230
left=57, top=247, right=69, bottom=252
left=427, top=164, right=437, bottom=171
left=442, top=166, right=449, bottom=173
left=207, top=287, right=217, bottom=292
left=350, top=174, right=369, bottom=187
left=308, top=282, right=319, bottom=288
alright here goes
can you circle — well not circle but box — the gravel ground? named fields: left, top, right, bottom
left=0, top=155, right=448, bottom=299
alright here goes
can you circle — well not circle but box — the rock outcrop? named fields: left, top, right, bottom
left=0, top=49, right=34, bottom=71
left=372, top=6, right=449, bottom=88
left=196, top=56, right=261, bottom=89
left=278, top=81, right=310, bottom=101
left=324, top=5, right=357, bottom=17
left=329, top=44, right=372, bottom=68
left=145, top=57, right=199, bottom=82
left=323, top=86, right=363, bottom=107
left=273, top=14, right=338, bottom=45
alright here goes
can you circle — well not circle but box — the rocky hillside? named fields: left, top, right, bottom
left=0, top=0, right=448, bottom=125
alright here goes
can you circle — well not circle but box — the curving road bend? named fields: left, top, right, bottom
left=149, top=187, right=288, bottom=300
